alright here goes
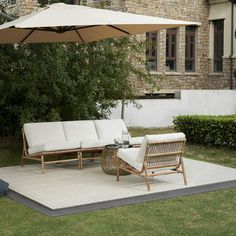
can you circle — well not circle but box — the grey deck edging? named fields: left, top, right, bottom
left=7, top=179, right=236, bottom=217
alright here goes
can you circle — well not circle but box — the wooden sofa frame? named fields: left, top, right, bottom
left=117, top=139, right=187, bottom=191
left=21, top=129, right=103, bottom=174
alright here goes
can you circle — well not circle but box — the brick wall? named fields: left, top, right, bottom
left=4, top=0, right=235, bottom=90
left=17, top=0, right=37, bottom=16
left=120, top=0, right=214, bottom=92
left=4, top=0, right=37, bottom=16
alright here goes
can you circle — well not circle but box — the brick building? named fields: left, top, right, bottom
left=2, top=0, right=236, bottom=92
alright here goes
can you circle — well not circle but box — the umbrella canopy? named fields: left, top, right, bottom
left=0, top=3, right=200, bottom=44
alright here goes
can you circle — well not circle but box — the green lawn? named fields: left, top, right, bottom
left=0, top=128, right=236, bottom=236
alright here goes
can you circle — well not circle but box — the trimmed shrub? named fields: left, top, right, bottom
left=173, top=115, right=236, bottom=147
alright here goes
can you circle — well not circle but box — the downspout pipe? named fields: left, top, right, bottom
left=229, top=0, right=236, bottom=89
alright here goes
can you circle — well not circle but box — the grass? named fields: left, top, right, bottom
left=1, top=189, right=236, bottom=236
left=0, top=137, right=22, bottom=167
left=0, top=127, right=236, bottom=235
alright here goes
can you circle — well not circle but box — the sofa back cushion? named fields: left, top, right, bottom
left=94, top=119, right=128, bottom=140
left=24, top=122, right=65, bottom=148
left=62, top=120, right=98, bottom=142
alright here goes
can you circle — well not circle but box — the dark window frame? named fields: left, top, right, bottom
left=166, top=28, right=177, bottom=71
left=185, top=26, right=196, bottom=72
left=213, top=19, right=224, bottom=72
left=146, top=31, right=158, bottom=71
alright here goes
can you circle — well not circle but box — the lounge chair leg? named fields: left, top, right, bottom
left=144, top=166, right=151, bottom=191
left=180, top=158, right=187, bottom=185
left=41, top=155, right=45, bottom=174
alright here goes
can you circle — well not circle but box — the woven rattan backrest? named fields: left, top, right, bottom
left=145, top=139, right=185, bottom=167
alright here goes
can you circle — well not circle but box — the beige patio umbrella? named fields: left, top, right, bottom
left=0, top=3, right=200, bottom=44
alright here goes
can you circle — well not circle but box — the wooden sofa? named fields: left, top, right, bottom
left=21, top=119, right=143, bottom=173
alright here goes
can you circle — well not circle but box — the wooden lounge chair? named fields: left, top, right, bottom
left=116, top=133, right=187, bottom=191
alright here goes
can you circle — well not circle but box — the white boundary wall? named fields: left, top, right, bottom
left=109, top=90, right=236, bottom=127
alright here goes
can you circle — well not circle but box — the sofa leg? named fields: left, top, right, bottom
left=41, top=155, right=45, bottom=174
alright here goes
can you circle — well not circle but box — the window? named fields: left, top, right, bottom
left=146, top=31, right=158, bottom=71
left=166, top=28, right=177, bottom=71
left=213, top=20, right=224, bottom=72
left=185, top=26, right=196, bottom=72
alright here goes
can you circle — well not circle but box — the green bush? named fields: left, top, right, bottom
left=173, top=115, right=236, bottom=147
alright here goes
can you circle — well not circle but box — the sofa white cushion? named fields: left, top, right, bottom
left=80, top=139, right=100, bottom=149
left=62, top=120, right=98, bottom=143
left=117, top=148, right=143, bottom=171
left=94, top=119, right=128, bottom=140
left=98, top=139, right=115, bottom=147
left=80, top=138, right=114, bottom=149
left=28, top=141, right=80, bottom=155
left=129, top=136, right=144, bottom=145
left=24, top=122, right=65, bottom=148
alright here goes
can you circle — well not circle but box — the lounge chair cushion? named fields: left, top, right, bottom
left=94, top=119, right=128, bottom=140
left=62, top=121, right=98, bottom=142
left=129, top=136, right=144, bottom=145
left=136, top=136, right=148, bottom=164
left=28, top=141, right=80, bottom=155
left=24, top=122, right=65, bottom=148
left=117, top=148, right=143, bottom=171
left=146, top=132, right=186, bottom=143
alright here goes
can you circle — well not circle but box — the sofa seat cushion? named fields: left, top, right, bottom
left=117, top=148, right=143, bottom=172
left=94, top=119, right=128, bottom=140
left=28, top=141, right=80, bottom=155
left=24, top=122, right=65, bottom=148
left=62, top=121, right=98, bottom=143
left=80, top=139, right=114, bottom=149
left=129, top=136, right=144, bottom=145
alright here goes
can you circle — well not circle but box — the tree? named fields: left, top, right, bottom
left=0, top=3, right=160, bottom=137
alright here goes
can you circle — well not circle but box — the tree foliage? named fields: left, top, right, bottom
left=0, top=1, right=161, bottom=136
left=0, top=36, right=159, bottom=136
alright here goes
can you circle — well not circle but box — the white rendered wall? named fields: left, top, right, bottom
left=109, top=90, right=236, bottom=127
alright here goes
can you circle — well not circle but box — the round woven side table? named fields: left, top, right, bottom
left=101, top=144, right=130, bottom=175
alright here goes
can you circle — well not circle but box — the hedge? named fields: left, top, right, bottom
left=173, top=115, right=236, bottom=147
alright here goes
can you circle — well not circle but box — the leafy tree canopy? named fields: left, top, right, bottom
left=0, top=1, right=160, bottom=136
